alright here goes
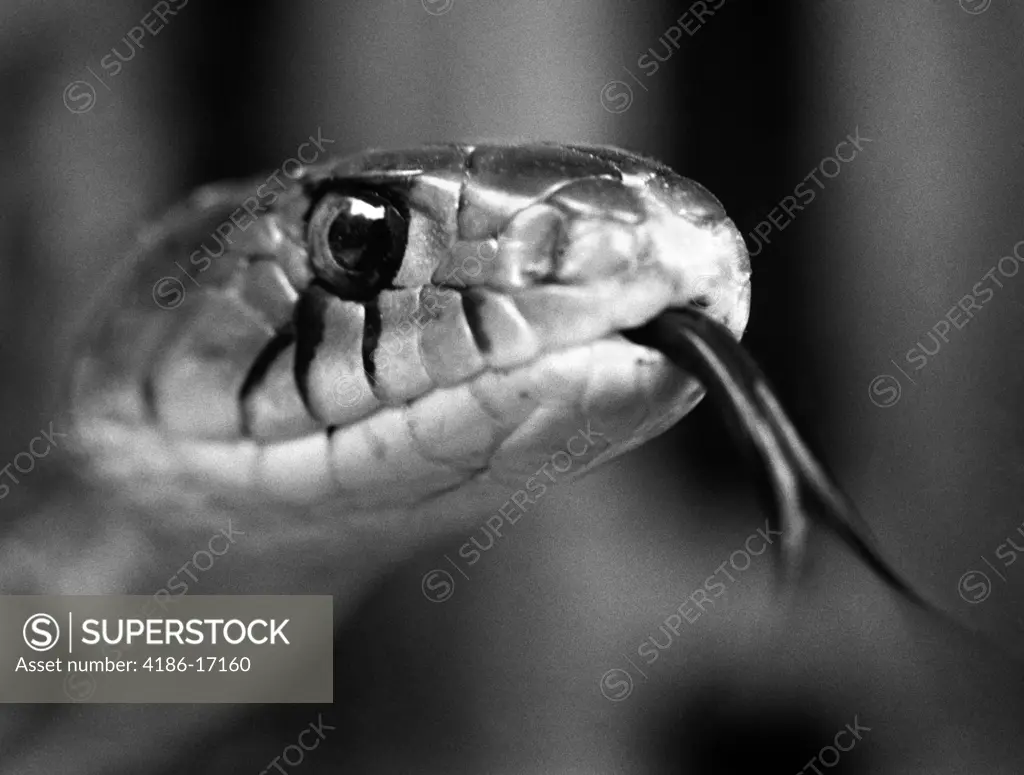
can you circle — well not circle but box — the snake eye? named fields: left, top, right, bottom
left=308, top=190, right=407, bottom=296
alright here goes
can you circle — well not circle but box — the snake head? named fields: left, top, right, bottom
left=69, top=142, right=750, bottom=525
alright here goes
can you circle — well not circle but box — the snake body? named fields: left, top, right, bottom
left=69, top=142, right=751, bottom=523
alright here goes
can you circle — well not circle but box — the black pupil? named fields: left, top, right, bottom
left=326, top=197, right=391, bottom=273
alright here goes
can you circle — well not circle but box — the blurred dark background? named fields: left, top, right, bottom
left=2, top=0, right=1024, bottom=772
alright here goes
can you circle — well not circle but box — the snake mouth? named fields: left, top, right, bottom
left=231, top=270, right=751, bottom=506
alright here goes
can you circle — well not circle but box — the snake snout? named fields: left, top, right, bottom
left=445, top=165, right=751, bottom=363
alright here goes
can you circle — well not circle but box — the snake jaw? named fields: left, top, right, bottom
left=69, top=142, right=750, bottom=515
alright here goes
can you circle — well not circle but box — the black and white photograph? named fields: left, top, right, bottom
left=1, top=0, right=1023, bottom=772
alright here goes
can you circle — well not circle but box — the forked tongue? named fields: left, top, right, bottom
left=624, top=307, right=940, bottom=616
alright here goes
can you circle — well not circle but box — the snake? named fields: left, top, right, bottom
left=58, top=138, right=951, bottom=612
left=67, top=142, right=753, bottom=536
left=66, top=138, right=944, bottom=602
left=3, top=141, right=949, bottom=773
